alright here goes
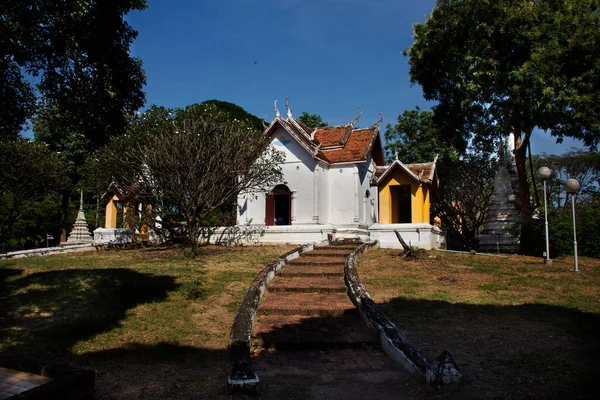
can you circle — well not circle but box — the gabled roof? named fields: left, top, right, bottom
left=372, top=157, right=438, bottom=186
left=264, top=101, right=384, bottom=165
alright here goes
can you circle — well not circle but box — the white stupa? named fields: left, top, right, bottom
left=62, top=190, right=94, bottom=246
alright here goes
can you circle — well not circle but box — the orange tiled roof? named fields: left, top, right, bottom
left=320, top=128, right=377, bottom=163
left=314, top=126, right=349, bottom=147
left=265, top=114, right=383, bottom=165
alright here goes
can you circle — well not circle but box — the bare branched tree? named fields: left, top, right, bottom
left=92, top=104, right=283, bottom=250
left=432, top=154, right=497, bottom=250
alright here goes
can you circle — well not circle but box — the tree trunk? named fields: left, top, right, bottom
left=514, top=132, right=533, bottom=254
left=59, top=190, right=70, bottom=244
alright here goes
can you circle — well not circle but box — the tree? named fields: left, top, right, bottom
left=405, top=0, right=600, bottom=253
left=433, top=154, right=497, bottom=250
left=0, top=140, right=67, bottom=250
left=532, top=150, right=600, bottom=209
left=529, top=150, right=600, bottom=258
left=201, top=100, right=265, bottom=132
left=298, top=112, right=328, bottom=129
left=2, top=0, right=147, bottom=144
left=384, top=107, right=457, bottom=163
left=1, top=0, right=148, bottom=240
left=91, top=104, right=283, bottom=251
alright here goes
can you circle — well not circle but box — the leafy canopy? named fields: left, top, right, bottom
left=2, top=0, right=147, bottom=145
left=384, top=106, right=457, bottom=164
left=407, top=0, right=600, bottom=150
left=298, top=112, right=328, bottom=129
left=405, top=0, right=600, bottom=252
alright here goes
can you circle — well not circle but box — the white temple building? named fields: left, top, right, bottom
left=220, top=100, right=445, bottom=249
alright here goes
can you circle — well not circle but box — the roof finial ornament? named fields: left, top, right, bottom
left=286, top=96, right=293, bottom=119
left=375, top=112, right=384, bottom=126
left=274, top=100, right=281, bottom=118
left=395, top=151, right=399, bottom=161
left=79, top=189, right=84, bottom=211
left=262, top=116, right=268, bottom=129
left=350, top=105, right=362, bottom=127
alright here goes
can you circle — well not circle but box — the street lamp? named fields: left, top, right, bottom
left=537, top=166, right=552, bottom=265
left=564, top=178, right=580, bottom=272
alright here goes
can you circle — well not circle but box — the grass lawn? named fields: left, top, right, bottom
left=359, top=249, right=600, bottom=400
left=0, top=244, right=304, bottom=399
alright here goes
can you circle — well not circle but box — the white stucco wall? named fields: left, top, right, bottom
left=238, top=126, right=318, bottom=226
left=317, top=164, right=330, bottom=224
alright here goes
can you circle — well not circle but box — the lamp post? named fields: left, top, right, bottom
left=537, top=166, right=552, bottom=265
left=564, top=178, right=580, bottom=272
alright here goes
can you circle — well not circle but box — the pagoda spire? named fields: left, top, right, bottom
left=62, top=190, right=94, bottom=246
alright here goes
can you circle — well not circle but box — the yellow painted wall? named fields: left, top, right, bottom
left=105, top=194, right=119, bottom=228
left=378, top=167, right=431, bottom=224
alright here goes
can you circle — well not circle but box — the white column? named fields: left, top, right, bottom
left=291, top=190, right=297, bottom=222
left=354, top=167, right=359, bottom=223
left=313, top=169, right=319, bottom=222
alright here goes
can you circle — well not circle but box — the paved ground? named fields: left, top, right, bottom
left=249, top=243, right=429, bottom=399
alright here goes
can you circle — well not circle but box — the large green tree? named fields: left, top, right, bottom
left=1, top=0, right=148, bottom=240
left=384, top=107, right=457, bottom=163
left=0, top=140, right=67, bottom=249
left=405, top=0, right=600, bottom=252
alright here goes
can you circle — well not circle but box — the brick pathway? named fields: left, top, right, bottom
left=251, top=243, right=422, bottom=398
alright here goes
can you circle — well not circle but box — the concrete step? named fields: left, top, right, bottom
left=268, top=277, right=347, bottom=294
left=303, top=249, right=353, bottom=258
left=252, top=312, right=377, bottom=350
left=258, top=292, right=354, bottom=317
left=317, top=244, right=359, bottom=251
left=277, top=265, right=344, bottom=278
left=288, top=256, right=346, bottom=266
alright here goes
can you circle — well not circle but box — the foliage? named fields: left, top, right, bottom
left=298, top=112, right=328, bottom=129
left=0, top=140, right=67, bottom=250
left=90, top=104, right=284, bottom=250
left=2, top=0, right=147, bottom=145
left=532, top=150, right=600, bottom=209
left=201, top=99, right=265, bottom=131
left=432, top=154, right=497, bottom=250
left=2, top=0, right=147, bottom=242
left=405, top=0, right=600, bottom=252
left=531, top=151, right=600, bottom=258
left=384, top=106, right=458, bottom=164
left=0, top=58, right=36, bottom=141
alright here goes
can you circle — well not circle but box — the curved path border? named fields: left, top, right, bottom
left=344, top=241, right=463, bottom=385
left=228, top=242, right=319, bottom=388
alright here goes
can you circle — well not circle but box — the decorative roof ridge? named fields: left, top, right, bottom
left=405, top=161, right=434, bottom=167
left=349, top=105, right=362, bottom=128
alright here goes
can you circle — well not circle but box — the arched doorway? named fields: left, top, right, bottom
left=265, top=184, right=292, bottom=226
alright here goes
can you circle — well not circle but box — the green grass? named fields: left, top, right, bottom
left=358, top=249, right=600, bottom=399
left=0, top=244, right=296, bottom=399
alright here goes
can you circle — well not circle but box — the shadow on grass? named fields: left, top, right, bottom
left=377, top=296, right=600, bottom=400
left=0, top=268, right=177, bottom=359
left=0, top=266, right=23, bottom=287
left=74, top=343, right=309, bottom=400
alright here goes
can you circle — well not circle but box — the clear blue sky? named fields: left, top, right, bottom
left=127, top=0, right=583, bottom=155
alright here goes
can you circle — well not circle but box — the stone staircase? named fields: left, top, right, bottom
left=252, top=243, right=378, bottom=350
left=479, top=161, right=520, bottom=253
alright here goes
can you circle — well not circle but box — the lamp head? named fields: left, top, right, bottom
left=564, top=178, right=580, bottom=194
left=537, top=166, right=551, bottom=180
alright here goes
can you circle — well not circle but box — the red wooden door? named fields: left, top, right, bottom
left=265, top=194, right=274, bottom=226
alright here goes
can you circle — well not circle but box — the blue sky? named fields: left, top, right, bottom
left=127, top=0, right=583, bottom=155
